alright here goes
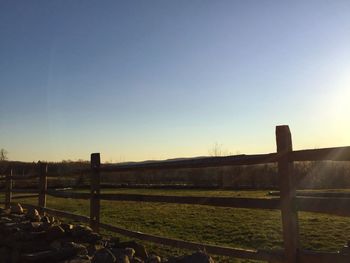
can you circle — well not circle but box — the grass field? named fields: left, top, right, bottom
left=3, top=188, right=350, bottom=262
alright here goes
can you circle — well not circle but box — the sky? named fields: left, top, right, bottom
left=1, top=0, right=350, bottom=163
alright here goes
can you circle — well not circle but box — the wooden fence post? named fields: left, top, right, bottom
left=276, top=125, right=299, bottom=263
left=38, top=161, right=48, bottom=214
left=90, top=153, right=101, bottom=232
left=5, top=168, right=13, bottom=209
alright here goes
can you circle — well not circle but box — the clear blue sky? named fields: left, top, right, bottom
left=1, top=1, right=350, bottom=162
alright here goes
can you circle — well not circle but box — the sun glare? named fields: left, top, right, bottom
left=327, top=72, right=350, bottom=122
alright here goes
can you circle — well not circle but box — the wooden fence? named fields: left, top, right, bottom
left=1, top=125, right=350, bottom=262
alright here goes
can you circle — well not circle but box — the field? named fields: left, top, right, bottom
left=4, top=188, right=350, bottom=262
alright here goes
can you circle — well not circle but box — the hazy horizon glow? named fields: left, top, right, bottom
left=1, top=1, right=350, bottom=163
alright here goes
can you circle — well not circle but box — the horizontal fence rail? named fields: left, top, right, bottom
left=98, top=222, right=284, bottom=262
left=11, top=174, right=40, bottom=180
left=12, top=194, right=39, bottom=200
left=11, top=189, right=38, bottom=193
left=291, top=146, right=350, bottom=162
left=95, top=146, right=350, bottom=174
left=297, top=197, right=350, bottom=217
left=46, top=190, right=350, bottom=217
left=298, top=250, right=350, bottom=263
left=2, top=125, right=350, bottom=263
left=100, top=153, right=279, bottom=172
left=46, top=190, right=281, bottom=209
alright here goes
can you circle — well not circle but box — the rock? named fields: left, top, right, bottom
left=72, top=224, right=93, bottom=238
left=116, top=252, right=130, bottom=263
left=92, top=248, right=116, bottom=263
left=10, top=213, right=26, bottom=221
left=64, top=242, right=89, bottom=256
left=11, top=246, right=21, bottom=263
left=87, top=244, right=104, bottom=256
left=3, top=223, right=21, bottom=235
left=21, top=250, right=57, bottom=261
left=12, top=230, right=47, bottom=242
left=110, top=248, right=131, bottom=263
left=147, top=254, right=161, bottom=263
left=0, top=209, right=215, bottom=263
left=340, top=245, right=350, bottom=254
left=11, top=203, right=24, bottom=214
left=0, top=246, right=11, bottom=262
left=118, top=241, right=148, bottom=260
left=60, top=257, right=92, bottom=263
left=21, top=247, right=79, bottom=261
left=19, top=239, right=51, bottom=253
left=26, top=208, right=41, bottom=221
left=0, top=217, right=12, bottom=223
left=30, top=222, right=43, bottom=230
left=50, top=240, right=62, bottom=250
left=57, top=247, right=88, bottom=260
left=131, top=257, right=144, bottom=263
left=125, top=248, right=135, bottom=260
left=41, top=215, right=51, bottom=224
left=167, top=251, right=214, bottom=263
left=61, top=223, right=74, bottom=233
left=46, top=225, right=66, bottom=240
left=117, top=254, right=130, bottom=263
left=52, top=216, right=61, bottom=225
left=108, top=236, right=120, bottom=248
left=81, top=232, right=102, bottom=243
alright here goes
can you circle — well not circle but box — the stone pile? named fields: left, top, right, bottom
left=0, top=204, right=215, bottom=263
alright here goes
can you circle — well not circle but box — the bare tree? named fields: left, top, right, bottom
left=209, top=142, right=232, bottom=156
left=209, top=142, right=223, bottom=156
left=0, top=148, right=8, bottom=161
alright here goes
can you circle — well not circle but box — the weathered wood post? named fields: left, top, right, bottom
left=38, top=161, right=48, bottom=214
left=90, top=153, right=101, bottom=232
left=5, top=168, right=13, bottom=209
left=276, top=125, right=299, bottom=263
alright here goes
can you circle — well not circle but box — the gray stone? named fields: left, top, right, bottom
left=167, top=251, right=214, bottom=263
left=11, top=203, right=24, bottom=214
left=30, top=222, right=43, bottom=230
left=26, top=208, right=41, bottom=222
left=41, top=215, right=51, bottom=224
left=0, top=246, right=11, bottom=262
left=21, top=247, right=79, bottom=261
left=64, top=242, right=89, bottom=256
left=81, top=232, right=102, bottom=243
left=125, top=248, right=135, bottom=260
left=60, top=257, right=92, bottom=263
left=340, top=245, right=350, bottom=254
left=87, top=244, right=104, bottom=256
left=131, top=257, right=144, bottom=263
left=147, top=254, right=161, bottom=263
left=109, top=237, right=120, bottom=247
left=118, top=241, right=148, bottom=260
left=50, top=240, right=62, bottom=250
left=0, top=217, right=13, bottom=223
left=61, top=223, right=74, bottom=233
left=72, top=224, right=93, bottom=238
left=110, top=248, right=130, bottom=263
left=46, top=225, right=66, bottom=240
left=0, top=210, right=214, bottom=263
left=117, top=254, right=130, bottom=263
left=92, top=248, right=116, bottom=263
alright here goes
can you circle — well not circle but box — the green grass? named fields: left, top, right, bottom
left=79, top=188, right=271, bottom=198
left=3, top=189, right=350, bottom=262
